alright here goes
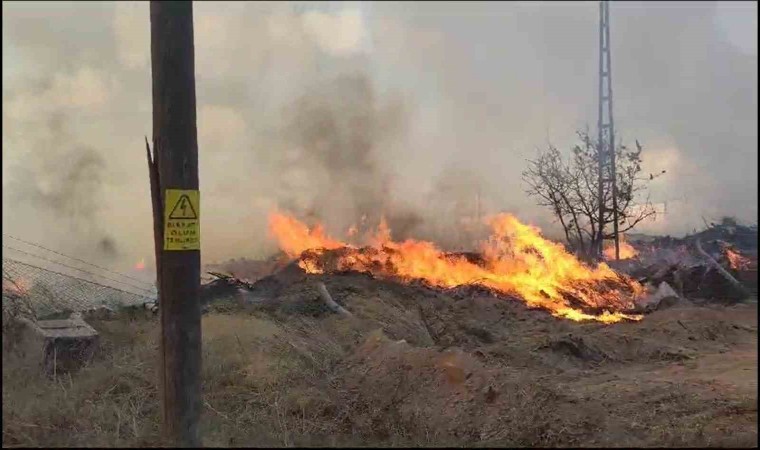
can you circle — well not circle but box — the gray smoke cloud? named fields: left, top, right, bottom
left=2, top=1, right=757, bottom=273
left=272, top=72, right=405, bottom=234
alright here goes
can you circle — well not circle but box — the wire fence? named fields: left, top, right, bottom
left=3, top=234, right=155, bottom=289
left=2, top=244, right=157, bottom=319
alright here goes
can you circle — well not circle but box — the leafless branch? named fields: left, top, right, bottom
left=522, top=129, right=664, bottom=258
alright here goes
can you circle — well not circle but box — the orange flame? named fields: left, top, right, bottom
left=268, top=211, right=644, bottom=323
left=134, top=259, right=146, bottom=271
left=603, top=235, right=638, bottom=260
left=268, top=211, right=346, bottom=258
left=2, top=276, right=31, bottom=297
left=725, top=248, right=750, bottom=271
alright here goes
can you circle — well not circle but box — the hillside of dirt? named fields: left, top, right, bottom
left=4, top=268, right=757, bottom=447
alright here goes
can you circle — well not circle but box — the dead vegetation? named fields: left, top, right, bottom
left=3, top=268, right=757, bottom=448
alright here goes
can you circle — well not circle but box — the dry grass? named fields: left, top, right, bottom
left=2, top=294, right=757, bottom=448
left=2, top=314, right=160, bottom=447
left=2, top=310, right=393, bottom=448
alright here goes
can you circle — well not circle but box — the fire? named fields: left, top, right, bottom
left=268, top=211, right=644, bottom=323
left=2, top=276, right=31, bottom=297
left=268, top=211, right=346, bottom=257
left=725, top=248, right=750, bottom=271
left=134, top=259, right=146, bottom=270
left=603, top=235, right=638, bottom=260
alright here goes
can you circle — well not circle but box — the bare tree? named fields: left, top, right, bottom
left=522, top=129, right=664, bottom=260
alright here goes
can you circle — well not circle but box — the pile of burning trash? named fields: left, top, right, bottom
left=198, top=213, right=756, bottom=324
left=201, top=211, right=647, bottom=323
left=609, top=219, right=757, bottom=303
left=268, top=211, right=653, bottom=323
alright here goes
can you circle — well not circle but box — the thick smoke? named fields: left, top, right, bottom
left=3, top=81, right=120, bottom=262
left=2, top=1, right=756, bottom=272
left=273, top=72, right=405, bottom=235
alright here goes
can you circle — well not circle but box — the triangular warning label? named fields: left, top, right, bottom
left=168, top=194, right=198, bottom=219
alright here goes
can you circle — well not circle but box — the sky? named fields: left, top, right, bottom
left=2, top=1, right=757, bottom=273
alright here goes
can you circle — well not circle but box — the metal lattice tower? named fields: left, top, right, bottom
left=596, top=0, right=620, bottom=260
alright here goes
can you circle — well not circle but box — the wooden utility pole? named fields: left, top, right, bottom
left=147, top=2, right=202, bottom=446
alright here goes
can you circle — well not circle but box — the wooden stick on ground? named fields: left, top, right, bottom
left=316, top=282, right=353, bottom=317
left=695, top=238, right=752, bottom=300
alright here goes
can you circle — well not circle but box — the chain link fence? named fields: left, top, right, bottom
left=2, top=256, right=157, bottom=319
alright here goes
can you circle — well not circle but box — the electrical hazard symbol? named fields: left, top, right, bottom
left=169, top=194, right=198, bottom=219
left=164, top=189, right=200, bottom=251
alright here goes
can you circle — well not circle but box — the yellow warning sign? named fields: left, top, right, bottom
left=164, top=189, right=200, bottom=251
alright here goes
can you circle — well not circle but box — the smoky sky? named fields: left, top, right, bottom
left=2, top=1, right=757, bottom=271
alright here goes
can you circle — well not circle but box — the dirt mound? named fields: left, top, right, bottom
left=335, top=329, right=574, bottom=445
left=204, top=254, right=291, bottom=283
left=237, top=268, right=755, bottom=374
left=329, top=301, right=757, bottom=447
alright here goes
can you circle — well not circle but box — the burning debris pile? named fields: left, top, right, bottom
left=603, top=235, right=639, bottom=260
left=266, top=211, right=645, bottom=323
left=611, top=220, right=758, bottom=302
left=200, top=214, right=755, bottom=324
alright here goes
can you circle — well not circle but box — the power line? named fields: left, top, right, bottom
left=2, top=244, right=157, bottom=296
left=2, top=233, right=155, bottom=288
